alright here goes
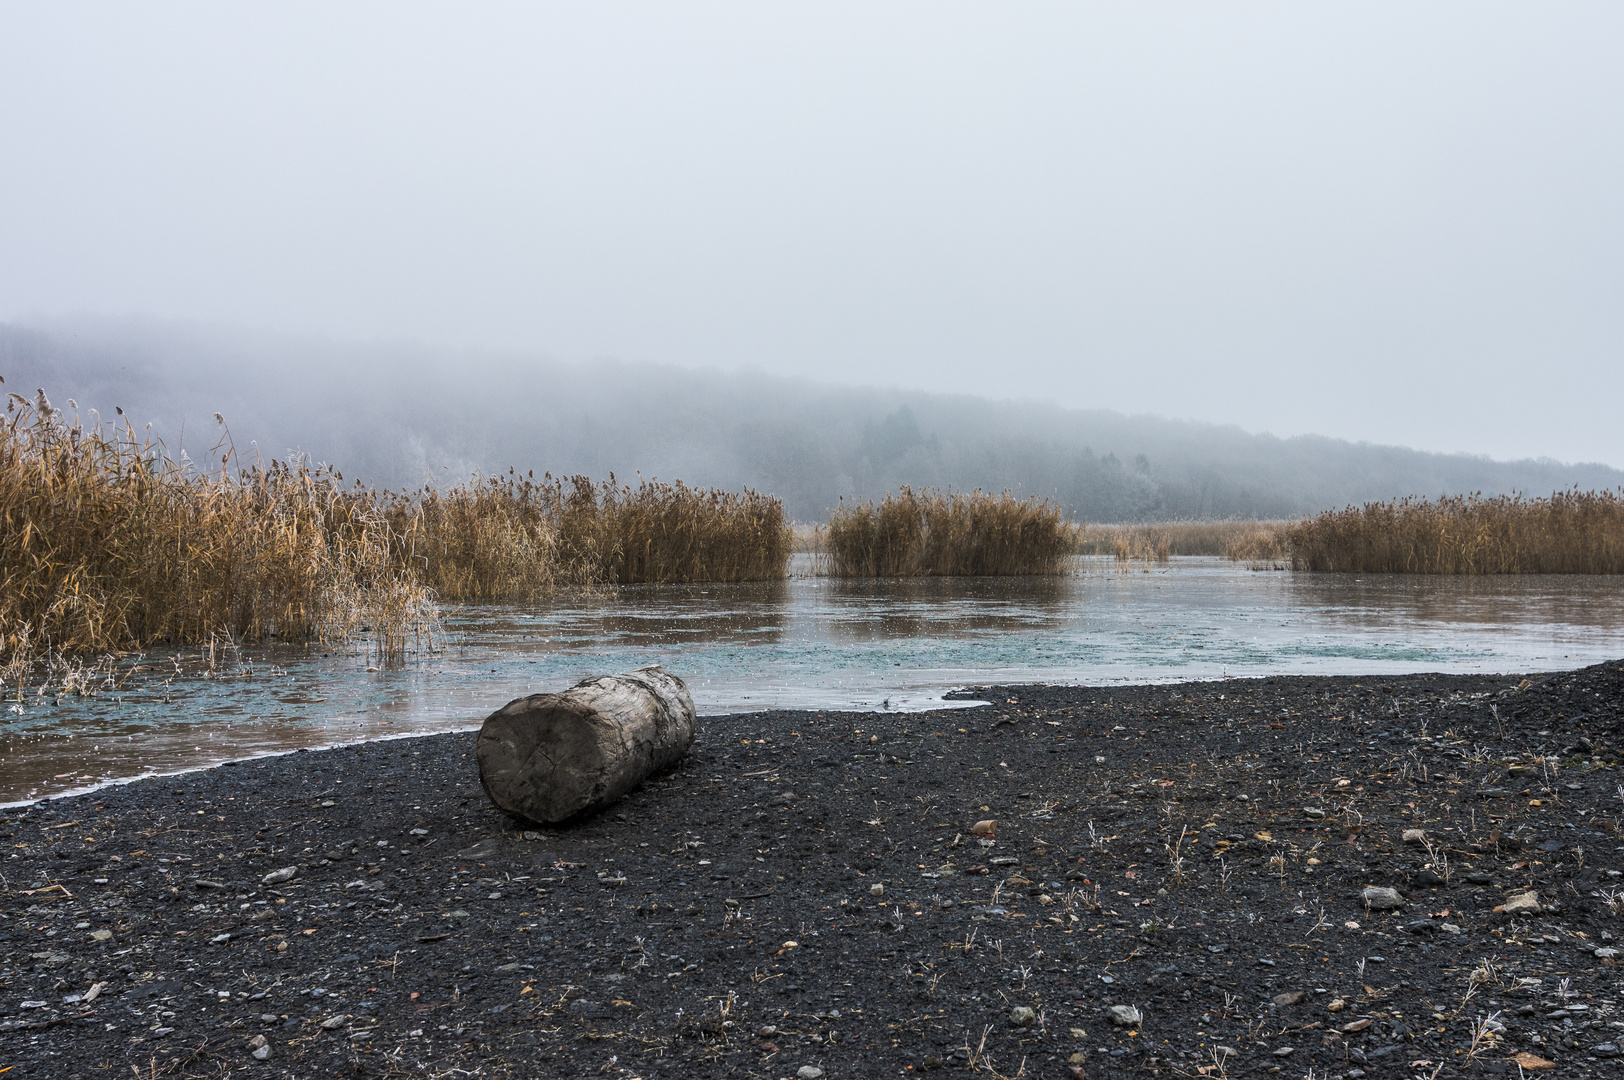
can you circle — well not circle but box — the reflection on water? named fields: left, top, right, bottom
left=6, top=556, right=1624, bottom=803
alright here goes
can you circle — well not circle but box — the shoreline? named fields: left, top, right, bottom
left=3, top=661, right=1622, bottom=1077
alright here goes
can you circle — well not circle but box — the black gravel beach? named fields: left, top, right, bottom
left=3, top=661, right=1623, bottom=1079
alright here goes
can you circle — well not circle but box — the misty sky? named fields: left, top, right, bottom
left=2, top=4, right=1621, bottom=466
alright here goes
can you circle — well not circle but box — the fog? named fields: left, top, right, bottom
left=6, top=317, right=1619, bottom=524
left=1, top=5, right=1621, bottom=468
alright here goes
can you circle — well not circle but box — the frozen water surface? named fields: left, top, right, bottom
left=5, top=556, right=1624, bottom=803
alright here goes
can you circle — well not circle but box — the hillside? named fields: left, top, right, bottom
left=4, top=317, right=1620, bottom=523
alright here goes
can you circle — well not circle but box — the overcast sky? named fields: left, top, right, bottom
left=2, top=4, right=1620, bottom=466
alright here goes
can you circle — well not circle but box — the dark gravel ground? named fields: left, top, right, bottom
left=3, top=660, right=1624, bottom=1080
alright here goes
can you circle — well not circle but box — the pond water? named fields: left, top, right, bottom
left=6, top=556, right=1624, bottom=804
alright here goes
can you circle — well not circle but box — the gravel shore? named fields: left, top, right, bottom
left=3, top=661, right=1622, bottom=1078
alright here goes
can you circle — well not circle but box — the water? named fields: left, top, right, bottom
left=6, top=556, right=1624, bottom=804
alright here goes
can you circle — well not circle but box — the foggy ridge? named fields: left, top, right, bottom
left=4, top=317, right=1619, bottom=524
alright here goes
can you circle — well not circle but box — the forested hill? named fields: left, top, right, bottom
left=4, top=318, right=1620, bottom=523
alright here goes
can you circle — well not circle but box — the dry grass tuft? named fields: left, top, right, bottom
left=1286, top=491, right=1624, bottom=574
left=825, top=487, right=1070, bottom=576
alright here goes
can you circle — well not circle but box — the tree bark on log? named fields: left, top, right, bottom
left=476, top=665, right=696, bottom=824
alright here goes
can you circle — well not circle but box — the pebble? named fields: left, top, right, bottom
left=1401, top=828, right=1427, bottom=843
left=1360, top=886, right=1404, bottom=910
left=319, top=1015, right=348, bottom=1030
left=252, top=1045, right=271, bottom=1061
left=1595, top=947, right=1619, bottom=960
left=90, top=929, right=113, bottom=941
left=259, top=1013, right=280, bottom=1023
left=1009, top=1006, right=1036, bottom=1028
left=870, top=883, right=884, bottom=897
left=796, top=1068, right=825, bottom=1080
left=1271, top=990, right=1307, bottom=1006
left=1106, top=1005, right=1142, bottom=1027
left=1503, top=891, right=1542, bottom=914
left=1272, top=1046, right=1294, bottom=1057
left=261, top=866, right=297, bottom=885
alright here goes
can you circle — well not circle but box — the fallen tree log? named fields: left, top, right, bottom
left=476, top=665, right=696, bottom=824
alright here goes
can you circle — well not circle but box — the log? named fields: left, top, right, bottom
left=476, top=665, right=696, bottom=824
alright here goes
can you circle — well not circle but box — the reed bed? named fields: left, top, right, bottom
left=1, top=386, right=792, bottom=664
left=1073, top=520, right=1292, bottom=562
left=0, top=389, right=432, bottom=663
left=825, top=487, right=1070, bottom=576
left=1286, top=491, right=1624, bottom=574
left=384, top=472, right=566, bottom=602
left=545, top=474, right=792, bottom=586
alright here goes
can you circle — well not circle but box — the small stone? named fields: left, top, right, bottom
left=251, top=1045, right=271, bottom=1061
left=259, top=1013, right=279, bottom=1023
left=870, top=884, right=884, bottom=898
left=1594, top=947, right=1619, bottom=960
left=797, top=1068, right=825, bottom=1080
left=247, top=1035, right=267, bottom=1050
left=1273, top=1046, right=1295, bottom=1057
left=1360, top=886, right=1404, bottom=910
left=1341, top=1018, right=1373, bottom=1033
left=90, top=929, right=113, bottom=941
left=1402, top=828, right=1427, bottom=844
left=319, top=1015, right=347, bottom=1030
left=261, top=866, right=297, bottom=885
left=1107, top=1004, right=1142, bottom=1027
left=1272, top=990, right=1307, bottom=1007
left=1327, top=997, right=1345, bottom=1012
left=971, top=819, right=997, bottom=837
left=1503, top=891, right=1541, bottom=914
left=756, top=1025, right=778, bottom=1038
left=1009, top=1006, right=1036, bottom=1028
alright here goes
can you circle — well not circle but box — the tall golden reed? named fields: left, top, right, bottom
left=1286, top=491, right=1624, bottom=574
left=825, top=486, right=1070, bottom=576
left=0, top=387, right=794, bottom=662
left=0, top=390, right=432, bottom=661
left=1071, top=520, right=1290, bottom=560
left=550, top=474, right=792, bottom=586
